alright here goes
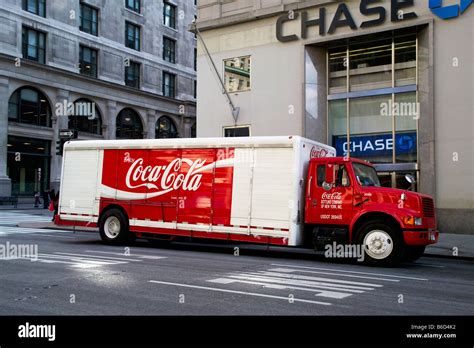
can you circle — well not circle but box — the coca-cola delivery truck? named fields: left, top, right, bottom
left=56, top=136, right=438, bottom=265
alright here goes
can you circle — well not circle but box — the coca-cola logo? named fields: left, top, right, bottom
left=321, top=192, right=342, bottom=200
left=311, top=146, right=328, bottom=159
left=126, top=158, right=206, bottom=194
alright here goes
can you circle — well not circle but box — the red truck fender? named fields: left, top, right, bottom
left=349, top=206, right=405, bottom=243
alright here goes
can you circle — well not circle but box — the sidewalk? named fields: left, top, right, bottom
left=15, top=220, right=474, bottom=259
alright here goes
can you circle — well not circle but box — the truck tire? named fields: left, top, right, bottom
left=99, top=208, right=130, bottom=245
left=403, top=246, right=426, bottom=263
left=356, top=220, right=404, bottom=267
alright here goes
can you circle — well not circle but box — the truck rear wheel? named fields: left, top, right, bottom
left=356, top=220, right=404, bottom=266
left=99, top=208, right=130, bottom=245
left=403, top=246, right=426, bottom=263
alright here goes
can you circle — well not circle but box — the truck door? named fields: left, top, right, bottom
left=307, top=162, right=353, bottom=225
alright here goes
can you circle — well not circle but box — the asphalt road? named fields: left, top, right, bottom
left=0, top=211, right=473, bottom=315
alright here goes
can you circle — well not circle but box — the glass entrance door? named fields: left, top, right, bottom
left=7, top=136, right=51, bottom=197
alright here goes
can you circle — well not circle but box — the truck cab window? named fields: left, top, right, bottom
left=353, top=162, right=381, bottom=187
left=317, top=165, right=325, bottom=186
left=336, top=165, right=350, bottom=187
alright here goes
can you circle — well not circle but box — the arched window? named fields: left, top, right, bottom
left=68, top=98, right=102, bottom=135
left=116, top=108, right=143, bottom=139
left=8, top=87, right=51, bottom=127
left=156, top=116, right=179, bottom=138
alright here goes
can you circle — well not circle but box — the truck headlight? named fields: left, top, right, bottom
left=415, top=217, right=423, bottom=226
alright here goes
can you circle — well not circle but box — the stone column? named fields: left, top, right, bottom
left=0, top=77, right=12, bottom=197
left=107, top=101, right=117, bottom=140
left=50, top=89, right=70, bottom=191
left=182, top=117, right=194, bottom=138
left=147, top=110, right=156, bottom=139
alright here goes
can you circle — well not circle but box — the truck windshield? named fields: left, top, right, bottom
left=353, top=163, right=381, bottom=187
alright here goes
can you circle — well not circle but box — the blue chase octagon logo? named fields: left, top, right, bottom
left=429, top=0, right=473, bottom=19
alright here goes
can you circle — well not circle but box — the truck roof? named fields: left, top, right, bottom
left=63, top=136, right=336, bottom=152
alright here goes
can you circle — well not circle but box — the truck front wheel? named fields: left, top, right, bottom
left=99, top=208, right=130, bottom=245
left=356, top=220, right=404, bottom=266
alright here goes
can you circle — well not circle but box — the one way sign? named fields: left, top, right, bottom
left=59, top=129, right=78, bottom=139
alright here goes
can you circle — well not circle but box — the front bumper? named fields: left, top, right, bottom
left=403, top=230, right=439, bottom=246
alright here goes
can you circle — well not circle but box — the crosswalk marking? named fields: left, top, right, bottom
left=0, top=212, right=52, bottom=227
left=148, top=280, right=332, bottom=306
left=0, top=226, right=69, bottom=236
left=203, top=264, right=421, bottom=305
left=85, top=250, right=167, bottom=260
left=267, top=267, right=401, bottom=282
left=271, top=263, right=429, bottom=281
left=0, top=250, right=167, bottom=269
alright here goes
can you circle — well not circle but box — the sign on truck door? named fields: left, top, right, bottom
left=307, top=162, right=353, bottom=225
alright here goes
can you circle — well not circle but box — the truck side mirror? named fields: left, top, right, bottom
left=323, top=164, right=335, bottom=190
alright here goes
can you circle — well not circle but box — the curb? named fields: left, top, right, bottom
left=422, top=252, right=474, bottom=261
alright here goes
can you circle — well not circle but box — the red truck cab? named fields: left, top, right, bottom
left=305, top=157, right=439, bottom=265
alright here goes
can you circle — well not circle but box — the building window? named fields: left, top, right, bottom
left=194, top=15, right=197, bottom=39
left=224, top=126, right=250, bottom=137
left=163, top=1, right=176, bottom=29
left=193, top=80, right=197, bottom=99
left=125, top=61, right=140, bottom=88
left=326, top=29, right=419, bottom=189
left=163, top=37, right=176, bottom=63
left=156, top=116, right=179, bottom=138
left=163, top=72, right=176, bottom=98
left=125, top=0, right=140, bottom=13
left=79, top=46, right=98, bottom=78
left=8, top=87, right=51, bottom=127
left=22, top=0, right=46, bottom=17
left=116, top=108, right=143, bottom=139
left=194, top=48, right=197, bottom=71
left=191, top=122, right=196, bottom=138
left=80, top=3, right=98, bottom=36
left=224, top=56, right=251, bottom=93
left=68, top=99, right=102, bottom=135
left=22, top=27, right=46, bottom=64
left=125, top=22, right=140, bottom=51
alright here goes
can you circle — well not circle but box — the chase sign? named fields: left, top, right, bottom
left=429, top=0, right=473, bottom=19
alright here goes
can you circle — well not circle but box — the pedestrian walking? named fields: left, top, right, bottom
left=34, top=191, right=42, bottom=208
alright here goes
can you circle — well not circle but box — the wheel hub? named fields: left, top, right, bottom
left=363, top=230, right=393, bottom=260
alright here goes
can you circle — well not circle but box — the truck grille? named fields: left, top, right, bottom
left=422, top=197, right=435, bottom=217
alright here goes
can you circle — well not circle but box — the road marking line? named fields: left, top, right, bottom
left=271, top=263, right=428, bottom=281
left=32, top=234, right=76, bottom=239
left=411, top=262, right=446, bottom=268
left=210, top=279, right=353, bottom=299
left=85, top=250, right=167, bottom=260
left=268, top=267, right=400, bottom=282
left=148, top=280, right=332, bottom=306
left=209, top=276, right=364, bottom=294
left=38, top=254, right=123, bottom=265
left=253, top=271, right=384, bottom=287
left=55, top=252, right=143, bottom=262
left=227, top=274, right=372, bottom=291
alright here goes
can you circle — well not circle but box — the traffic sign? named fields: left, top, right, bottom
left=59, top=129, right=78, bottom=139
